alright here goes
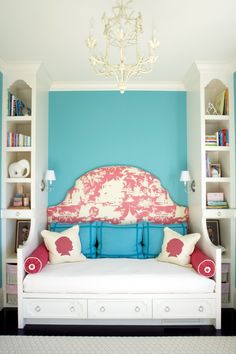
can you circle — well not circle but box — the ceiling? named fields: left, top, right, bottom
left=0, top=0, right=236, bottom=89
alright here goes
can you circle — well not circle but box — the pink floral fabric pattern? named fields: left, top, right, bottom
left=48, top=166, right=188, bottom=224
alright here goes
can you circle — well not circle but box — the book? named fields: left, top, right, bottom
left=8, top=91, right=28, bottom=117
left=207, top=192, right=224, bottom=202
left=223, top=88, right=229, bottom=115
left=206, top=205, right=229, bottom=209
left=207, top=201, right=228, bottom=206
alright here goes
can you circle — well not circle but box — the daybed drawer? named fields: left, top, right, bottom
left=153, top=299, right=216, bottom=319
left=23, top=299, right=87, bottom=319
left=88, top=299, right=152, bottom=319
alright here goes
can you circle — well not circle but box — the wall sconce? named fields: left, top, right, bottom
left=180, top=170, right=196, bottom=192
left=41, top=170, right=56, bottom=192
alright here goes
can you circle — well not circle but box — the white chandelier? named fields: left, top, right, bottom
left=86, top=0, right=159, bottom=94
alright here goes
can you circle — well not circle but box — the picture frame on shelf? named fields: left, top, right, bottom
left=206, top=220, right=221, bottom=246
left=210, top=163, right=221, bottom=178
left=15, top=220, right=31, bottom=252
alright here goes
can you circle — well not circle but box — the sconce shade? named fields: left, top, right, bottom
left=45, top=170, right=56, bottom=183
left=180, top=170, right=191, bottom=183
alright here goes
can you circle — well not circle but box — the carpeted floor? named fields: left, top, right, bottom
left=0, top=336, right=236, bottom=354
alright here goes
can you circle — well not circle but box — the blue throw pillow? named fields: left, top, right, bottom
left=97, top=223, right=144, bottom=259
left=143, top=223, right=188, bottom=258
left=49, top=222, right=97, bottom=258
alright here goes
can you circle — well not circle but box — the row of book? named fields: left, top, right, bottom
left=8, top=92, right=31, bottom=116
left=205, top=129, right=229, bottom=146
left=206, top=201, right=229, bottom=209
left=7, top=132, right=31, bottom=147
left=206, top=192, right=228, bottom=209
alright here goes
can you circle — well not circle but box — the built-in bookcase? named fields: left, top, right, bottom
left=185, top=63, right=235, bottom=308
left=1, top=64, right=50, bottom=307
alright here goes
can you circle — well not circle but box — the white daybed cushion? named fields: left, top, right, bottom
left=23, top=258, right=215, bottom=294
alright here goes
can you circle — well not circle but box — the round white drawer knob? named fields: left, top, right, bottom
left=199, top=306, right=204, bottom=312
left=16, top=212, right=20, bottom=217
left=100, top=306, right=106, bottom=312
left=217, top=211, right=221, bottom=217
left=35, top=306, right=41, bottom=312
left=70, top=306, right=75, bottom=312
left=135, top=306, right=140, bottom=312
left=164, top=306, right=170, bottom=312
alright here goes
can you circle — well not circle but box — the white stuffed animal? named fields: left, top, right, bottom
left=8, top=159, right=30, bottom=178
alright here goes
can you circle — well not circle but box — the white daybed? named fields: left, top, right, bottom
left=17, top=166, right=221, bottom=329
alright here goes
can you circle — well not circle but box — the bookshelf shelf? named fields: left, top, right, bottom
left=205, top=146, right=230, bottom=151
left=5, top=147, right=32, bottom=152
left=222, top=256, right=231, bottom=263
left=203, top=208, right=233, bottom=218
left=6, top=253, right=17, bottom=264
left=6, top=116, right=32, bottom=123
left=205, top=177, right=230, bottom=183
left=5, top=178, right=32, bottom=183
left=204, top=115, right=229, bottom=121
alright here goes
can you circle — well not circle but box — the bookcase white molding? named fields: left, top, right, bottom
left=1, top=62, right=51, bottom=307
left=50, top=81, right=185, bottom=92
left=185, top=61, right=235, bottom=308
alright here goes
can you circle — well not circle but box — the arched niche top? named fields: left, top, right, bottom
left=8, top=79, right=32, bottom=112
left=205, top=79, right=228, bottom=115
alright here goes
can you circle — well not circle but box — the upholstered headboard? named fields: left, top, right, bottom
left=48, top=166, right=188, bottom=224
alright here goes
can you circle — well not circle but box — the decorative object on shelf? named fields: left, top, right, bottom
left=15, top=220, right=31, bottom=252
left=215, top=89, right=229, bottom=115
left=23, top=196, right=30, bottom=207
left=210, top=163, right=221, bottom=178
left=11, top=184, right=31, bottom=208
left=206, top=220, right=221, bottom=246
left=206, top=102, right=218, bottom=115
left=41, top=169, right=56, bottom=192
left=13, top=197, right=23, bottom=207
left=8, top=159, right=30, bottom=178
left=86, top=0, right=159, bottom=94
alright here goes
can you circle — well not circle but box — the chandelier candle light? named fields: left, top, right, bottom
left=86, top=0, right=159, bottom=94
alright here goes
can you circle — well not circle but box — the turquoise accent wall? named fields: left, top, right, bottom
left=0, top=72, right=3, bottom=288
left=48, top=91, right=187, bottom=207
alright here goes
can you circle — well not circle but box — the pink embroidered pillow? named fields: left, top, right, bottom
left=24, top=242, right=49, bottom=274
left=157, top=227, right=201, bottom=267
left=191, top=247, right=215, bottom=277
left=41, top=225, right=86, bottom=264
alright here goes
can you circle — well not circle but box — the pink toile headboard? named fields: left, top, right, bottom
left=48, top=166, right=188, bottom=224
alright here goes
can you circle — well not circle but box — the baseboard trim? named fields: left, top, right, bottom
left=0, top=288, right=3, bottom=310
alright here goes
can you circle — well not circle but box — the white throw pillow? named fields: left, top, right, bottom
left=41, top=225, right=86, bottom=264
left=157, top=227, right=201, bottom=267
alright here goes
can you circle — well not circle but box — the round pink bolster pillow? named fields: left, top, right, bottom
left=24, top=243, right=49, bottom=274
left=191, top=247, right=215, bottom=277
